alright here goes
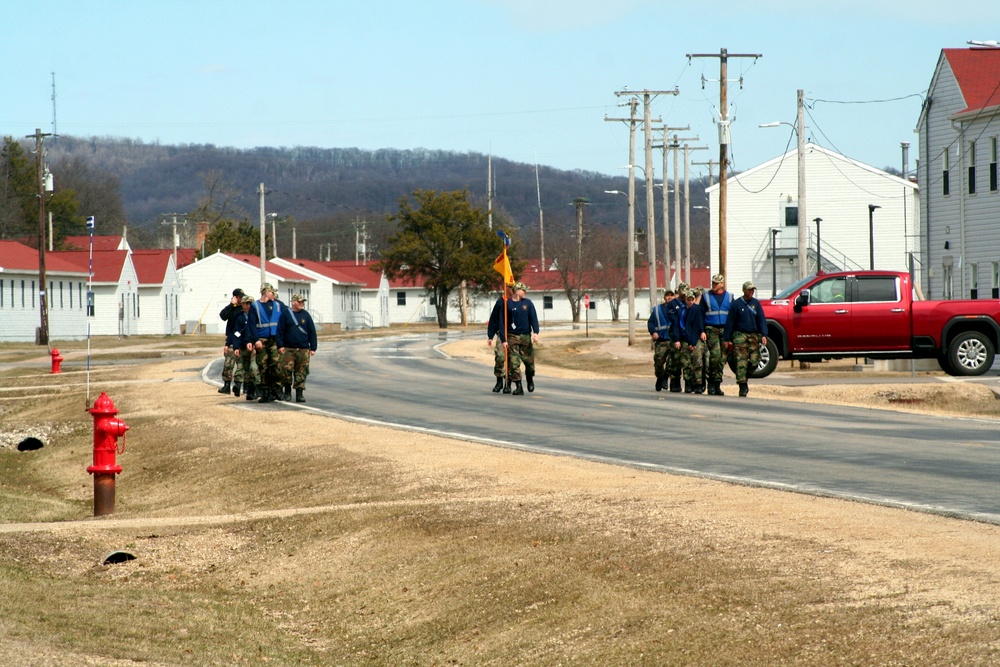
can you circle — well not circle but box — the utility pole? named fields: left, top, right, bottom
left=270, top=213, right=278, bottom=258
left=292, top=227, right=297, bottom=259
left=29, top=129, right=52, bottom=345
left=161, top=214, right=187, bottom=272
left=655, top=124, right=689, bottom=289
left=605, top=96, right=640, bottom=345
left=534, top=161, right=545, bottom=271
left=693, top=158, right=717, bottom=186
left=616, top=88, right=675, bottom=312
left=796, top=89, right=808, bottom=280
left=683, top=142, right=708, bottom=284
left=687, top=48, right=762, bottom=279
left=258, top=183, right=266, bottom=285
left=574, top=197, right=589, bottom=322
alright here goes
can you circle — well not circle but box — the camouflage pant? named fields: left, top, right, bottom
left=279, top=348, right=311, bottom=389
left=731, top=332, right=762, bottom=384
left=238, top=347, right=259, bottom=385
left=704, top=326, right=728, bottom=382
left=666, top=343, right=685, bottom=379
left=256, top=338, right=280, bottom=388
left=507, top=334, right=534, bottom=382
left=493, top=335, right=507, bottom=378
left=652, top=340, right=671, bottom=379
left=222, top=346, right=238, bottom=382
left=682, top=341, right=705, bottom=384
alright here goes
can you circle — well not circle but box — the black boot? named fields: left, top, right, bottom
left=526, top=372, right=534, bottom=393
left=684, top=380, right=694, bottom=394
left=259, top=386, right=275, bottom=403
left=245, top=382, right=256, bottom=401
left=706, top=381, right=717, bottom=395
left=715, top=381, right=725, bottom=397
left=738, top=383, right=749, bottom=397
left=669, top=377, right=682, bottom=393
left=503, top=380, right=512, bottom=394
left=655, top=375, right=663, bottom=392
left=217, top=380, right=231, bottom=394
left=295, top=388, right=305, bottom=403
left=695, top=381, right=705, bottom=394
left=492, top=377, right=504, bottom=393
left=233, top=381, right=242, bottom=397
left=282, top=384, right=292, bottom=401
left=512, top=380, right=524, bottom=395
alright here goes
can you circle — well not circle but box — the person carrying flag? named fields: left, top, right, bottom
left=488, top=229, right=517, bottom=393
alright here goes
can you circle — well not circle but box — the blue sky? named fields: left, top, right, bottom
left=3, top=0, right=998, bottom=181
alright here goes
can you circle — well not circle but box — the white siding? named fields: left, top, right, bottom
left=708, top=145, right=918, bottom=295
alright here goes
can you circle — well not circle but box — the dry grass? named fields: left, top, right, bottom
left=1, top=333, right=1000, bottom=665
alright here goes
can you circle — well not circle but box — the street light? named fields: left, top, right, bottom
left=606, top=189, right=636, bottom=346
left=771, top=228, right=781, bottom=296
left=868, top=204, right=881, bottom=270
left=813, top=218, right=823, bottom=272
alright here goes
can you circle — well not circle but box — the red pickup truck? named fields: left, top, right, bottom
left=742, top=270, right=1000, bottom=378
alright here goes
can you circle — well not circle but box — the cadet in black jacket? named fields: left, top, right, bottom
left=218, top=288, right=245, bottom=394
left=276, top=294, right=318, bottom=403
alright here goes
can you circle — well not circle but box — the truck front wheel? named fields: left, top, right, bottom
left=946, top=332, right=995, bottom=376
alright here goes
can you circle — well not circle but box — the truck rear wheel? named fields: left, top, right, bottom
left=727, top=337, right=779, bottom=379
left=946, top=332, right=995, bottom=376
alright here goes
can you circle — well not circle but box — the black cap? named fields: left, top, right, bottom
left=233, top=288, right=245, bottom=297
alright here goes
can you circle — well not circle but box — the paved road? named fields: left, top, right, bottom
left=213, top=333, right=1000, bottom=525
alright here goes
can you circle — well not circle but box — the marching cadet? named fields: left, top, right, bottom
left=665, top=282, right=688, bottom=393
left=724, top=281, right=769, bottom=397
left=682, top=288, right=707, bottom=393
left=217, top=288, right=245, bottom=394
left=503, top=282, right=540, bottom=395
left=486, top=284, right=513, bottom=393
left=701, top=274, right=733, bottom=396
left=276, top=294, right=318, bottom=403
left=647, top=290, right=675, bottom=391
left=247, top=282, right=285, bottom=403
left=235, top=295, right=260, bottom=400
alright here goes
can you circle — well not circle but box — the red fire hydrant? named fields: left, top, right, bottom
left=86, top=392, right=129, bottom=516
left=50, top=348, right=63, bottom=374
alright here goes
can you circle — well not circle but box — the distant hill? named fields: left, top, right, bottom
left=46, top=136, right=710, bottom=262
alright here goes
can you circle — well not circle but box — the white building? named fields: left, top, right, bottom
left=706, top=144, right=919, bottom=297
left=0, top=241, right=90, bottom=342
left=131, top=249, right=181, bottom=335
left=916, top=46, right=1000, bottom=300
left=50, top=249, right=140, bottom=337
left=175, top=251, right=315, bottom=334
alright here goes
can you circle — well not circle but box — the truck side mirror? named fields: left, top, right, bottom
left=794, top=289, right=810, bottom=312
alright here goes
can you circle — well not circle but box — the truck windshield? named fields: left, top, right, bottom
left=773, top=274, right=817, bottom=300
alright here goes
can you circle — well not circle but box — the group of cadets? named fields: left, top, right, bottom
left=486, top=281, right=540, bottom=395
left=215, top=277, right=765, bottom=403
left=647, top=274, right=768, bottom=398
left=218, top=282, right=318, bottom=404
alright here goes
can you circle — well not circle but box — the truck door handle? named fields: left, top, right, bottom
left=835, top=309, right=848, bottom=314
left=890, top=308, right=905, bottom=313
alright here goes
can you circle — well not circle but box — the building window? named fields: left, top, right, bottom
left=942, top=149, right=950, bottom=196
left=970, top=262, right=979, bottom=299
left=59, top=281, right=64, bottom=308
left=543, top=295, right=553, bottom=309
left=990, top=137, right=998, bottom=192
left=943, top=263, right=954, bottom=300
left=397, top=291, right=406, bottom=306
left=31, top=280, right=35, bottom=308
left=993, top=262, right=1000, bottom=299
left=588, top=300, right=597, bottom=310
left=968, top=141, right=977, bottom=195
left=0, top=279, right=3, bottom=308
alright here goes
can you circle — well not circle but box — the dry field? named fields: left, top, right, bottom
left=0, top=331, right=998, bottom=666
